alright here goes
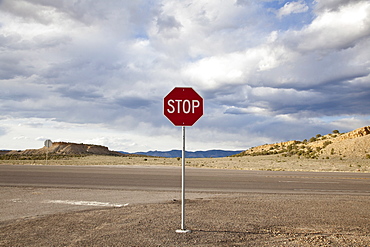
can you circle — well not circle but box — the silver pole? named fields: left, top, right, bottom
left=176, top=126, right=191, bottom=233
left=181, top=126, right=185, bottom=230
left=46, top=147, right=48, bottom=166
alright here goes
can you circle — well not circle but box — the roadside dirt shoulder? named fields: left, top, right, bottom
left=1, top=193, right=369, bottom=246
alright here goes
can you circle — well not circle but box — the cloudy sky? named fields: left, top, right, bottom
left=1, top=0, right=370, bottom=152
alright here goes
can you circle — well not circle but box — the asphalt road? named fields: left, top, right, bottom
left=1, top=164, right=370, bottom=225
left=1, top=164, right=369, bottom=194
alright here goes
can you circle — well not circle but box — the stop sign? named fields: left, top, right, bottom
left=164, top=87, right=203, bottom=126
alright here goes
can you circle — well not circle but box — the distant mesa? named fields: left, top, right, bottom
left=234, top=126, right=370, bottom=159
left=2, top=142, right=137, bottom=157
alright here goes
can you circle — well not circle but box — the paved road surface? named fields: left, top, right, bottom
left=1, top=164, right=369, bottom=222
left=1, top=164, right=369, bottom=194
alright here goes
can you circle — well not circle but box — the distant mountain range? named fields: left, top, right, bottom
left=120, top=150, right=243, bottom=158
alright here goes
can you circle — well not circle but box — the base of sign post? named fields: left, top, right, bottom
left=176, top=229, right=191, bottom=233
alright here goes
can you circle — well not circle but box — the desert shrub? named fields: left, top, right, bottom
left=332, top=130, right=340, bottom=134
left=322, top=140, right=332, bottom=148
left=309, top=137, right=316, bottom=142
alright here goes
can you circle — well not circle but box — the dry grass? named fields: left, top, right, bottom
left=1, top=155, right=369, bottom=172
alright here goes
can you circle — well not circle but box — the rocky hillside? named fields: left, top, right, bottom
left=4, top=142, right=127, bottom=157
left=236, top=126, right=370, bottom=159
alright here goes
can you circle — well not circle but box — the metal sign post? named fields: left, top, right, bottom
left=176, top=126, right=191, bottom=233
left=163, top=87, right=203, bottom=234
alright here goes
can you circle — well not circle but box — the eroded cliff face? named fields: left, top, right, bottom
left=45, top=142, right=111, bottom=155
left=338, top=126, right=370, bottom=140
left=7, top=142, right=117, bottom=156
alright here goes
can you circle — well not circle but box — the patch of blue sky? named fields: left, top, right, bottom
left=320, top=116, right=351, bottom=123
left=262, top=0, right=285, bottom=10
left=262, top=0, right=316, bottom=31
left=320, top=115, right=370, bottom=123
left=262, top=0, right=315, bottom=10
left=276, top=11, right=314, bottom=30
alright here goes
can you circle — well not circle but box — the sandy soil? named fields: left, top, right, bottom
left=1, top=193, right=370, bottom=246
left=2, top=155, right=369, bottom=173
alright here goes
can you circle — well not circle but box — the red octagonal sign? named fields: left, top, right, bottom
left=164, top=87, right=204, bottom=126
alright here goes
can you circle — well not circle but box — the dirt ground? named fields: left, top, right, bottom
left=1, top=193, right=370, bottom=246
left=2, top=155, right=369, bottom=173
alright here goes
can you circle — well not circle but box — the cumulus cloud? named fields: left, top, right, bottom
left=294, top=1, right=370, bottom=51
left=277, top=0, right=309, bottom=19
left=0, top=0, right=369, bottom=151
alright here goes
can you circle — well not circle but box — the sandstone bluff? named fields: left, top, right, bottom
left=4, top=142, right=125, bottom=156
left=236, top=126, right=370, bottom=159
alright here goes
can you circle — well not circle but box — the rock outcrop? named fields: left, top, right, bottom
left=238, top=126, right=370, bottom=159
left=338, top=126, right=370, bottom=140
left=6, top=142, right=124, bottom=156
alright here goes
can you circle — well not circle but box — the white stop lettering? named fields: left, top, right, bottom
left=167, top=99, right=200, bottom=114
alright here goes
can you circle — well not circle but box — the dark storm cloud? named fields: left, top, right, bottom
left=55, top=86, right=103, bottom=101
left=115, top=96, right=155, bottom=109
